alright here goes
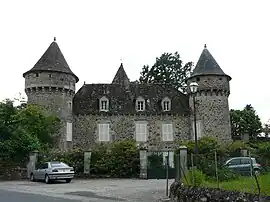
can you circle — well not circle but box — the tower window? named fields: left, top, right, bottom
left=136, top=97, right=145, bottom=111
left=49, top=74, right=52, bottom=78
left=36, top=73, right=39, bottom=77
left=99, top=96, right=109, bottom=112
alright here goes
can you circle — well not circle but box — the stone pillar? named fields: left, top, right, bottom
left=27, top=150, right=39, bottom=178
left=179, top=146, right=188, bottom=181
left=84, top=151, right=92, bottom=174
left=139, top=150, right=148, bottom=179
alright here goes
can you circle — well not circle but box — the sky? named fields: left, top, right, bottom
left=0, top=0, right=269, bottom=124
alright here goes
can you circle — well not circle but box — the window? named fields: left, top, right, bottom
left=98, top=123, right=110, bottom=142
left=162, top=123, right=174, bottom=141
left=161, top=97, right=171, bottom=111
left=66, top=122, right=72, bottom=141
left=192, top=120, right=202, bottom=140
left=136, top=97, right=145, bottom=111
left=99, top=96, right=109, bottom=111
left=135, top=122, right=147, bottom=142
left=68, top=102, right=72, bottom=109
left=227, top=158, right=241, bottom=166
left=162, top=151, right=174, bottom=168
left=36, top=73, right=39, bottom=77
left=49, top=74, right=52, bottom=78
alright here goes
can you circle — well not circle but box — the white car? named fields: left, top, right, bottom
left=30, top=161, right=75, bottom=184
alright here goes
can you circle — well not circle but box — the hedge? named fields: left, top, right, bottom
left=38, top=140, right=140, bottom=178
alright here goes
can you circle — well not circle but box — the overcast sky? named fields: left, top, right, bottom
left=0, top=0, right=269, bottom=124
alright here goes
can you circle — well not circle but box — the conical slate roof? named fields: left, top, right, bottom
left=23, top=39, right=79, bottom=82
left=190, top=45, right=231, bottom=80
left=112, top=63, right=130, bottom=85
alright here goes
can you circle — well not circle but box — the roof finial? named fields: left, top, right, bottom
left=204, top=44, right=207, bottom=49
left=54, top=37, right=56, bottom=42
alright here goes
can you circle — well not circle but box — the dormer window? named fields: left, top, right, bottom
left=136, top=96, right=145, bottom=111
left=99, top=96, right=109, bottom=112
left=162, top=97, right=171, bottom=111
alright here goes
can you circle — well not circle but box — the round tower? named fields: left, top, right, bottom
left=23, top=38, right=79, bottom=150
left=186, top=44, right=232, bottom=143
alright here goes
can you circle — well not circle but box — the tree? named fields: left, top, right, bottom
left=139, top=52, right=193, bottom=92
left=230, top=104, right=262, bottom=140
left=0, top=99, right=60, bottom=164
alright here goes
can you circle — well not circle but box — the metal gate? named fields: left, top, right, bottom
left=147, top=151, right=175, bottom=179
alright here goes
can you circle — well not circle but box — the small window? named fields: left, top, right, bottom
left=66, top=122, right=72, bottom=141
left=68, top=102, right=72, bottom=109
left=136, top=97, right=145, bottom=111
left=49, top=74, right=52, bottom=78
left=99, top=96, right=109, bottom=111
left=36, top=73, right=39, bottom=77
left=196, top=77, right=200, bottom=82
left=98, top=123, right=110, bottom=142
left=161, top=97, right=171, bottom=111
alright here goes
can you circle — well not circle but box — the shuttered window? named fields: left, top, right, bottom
left=66, top=122, right=72, bottom=141
left=162, top=123, right=173, bottom=141
left=98, top=123, right=110, bottom=141
left=135, top=123, right=147, bottom=142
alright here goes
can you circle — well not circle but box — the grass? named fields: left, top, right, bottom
left=202, top=173, right=270, bottom=196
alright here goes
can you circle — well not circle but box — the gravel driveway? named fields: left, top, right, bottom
left=0, top=179, right=173, bottom=202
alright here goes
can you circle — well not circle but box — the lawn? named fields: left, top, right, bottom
left=202, top=173, right=270, bottom=196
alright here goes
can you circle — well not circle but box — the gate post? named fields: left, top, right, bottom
left=84, top=150, right=92, bottom=174
left=179, top=146, right=188, bottom=182
left=139, top=149, right=148, bottom=179
left=27, top=150, right=39, bottom=179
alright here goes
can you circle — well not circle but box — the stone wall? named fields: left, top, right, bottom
left=169, top=181, right=269, bottom=202
left=73, top=114, right=191, bottom=150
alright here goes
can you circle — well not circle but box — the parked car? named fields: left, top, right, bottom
left=225, top=157, right=262, bottom=176
left=30, top=161, right=75, bottom=184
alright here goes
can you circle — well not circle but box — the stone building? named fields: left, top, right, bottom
left=23, top=39, right=232, bottom=153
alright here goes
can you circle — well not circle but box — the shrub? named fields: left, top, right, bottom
left=185, top=168, right=206, bottom=186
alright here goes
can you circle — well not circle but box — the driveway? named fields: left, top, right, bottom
left=0, top=179, right=173, bottom=202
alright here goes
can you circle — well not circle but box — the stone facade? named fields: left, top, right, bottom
left=73, top=114, right=191, bottom=150
left=23, top=40, right=232, bottom=151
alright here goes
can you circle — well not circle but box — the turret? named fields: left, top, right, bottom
left=23, top=38, right=79, bottom=150
left=186, top=45, right=232, bottom=143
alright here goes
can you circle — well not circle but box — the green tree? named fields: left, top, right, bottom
left=0, top=99, right=60, bottom=164
left=139, top=52, right=193, bottom=92
left=230, top=104, right=262, bottom=140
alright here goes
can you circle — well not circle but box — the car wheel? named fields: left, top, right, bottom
left=30, top=173, right=35, bottom=182
left=45, top=174, right=51, bottom=184
left=66, top=179, right=72, bottom=183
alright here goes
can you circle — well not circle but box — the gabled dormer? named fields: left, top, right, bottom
left=99, top=96, right=109, bottom=112
left=161, top=97, right=171, bottom=111
left=135, top=96, right=145, bottom=111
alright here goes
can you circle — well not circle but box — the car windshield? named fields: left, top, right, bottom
left=50, top=162, right=69, bottom=168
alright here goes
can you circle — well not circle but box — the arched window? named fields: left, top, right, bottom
left=136, top=96, right=145, bottom=111
left=161, top=97, right=171, bottom=111
left=99, top=96, right=109, bottom=112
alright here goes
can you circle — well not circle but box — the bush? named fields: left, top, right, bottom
left=185, top=168, right=206, bottom=186
left=38, top=140, right=140, bottom=178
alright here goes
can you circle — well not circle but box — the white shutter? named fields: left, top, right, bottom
left=98, top=123, right=110, bottom=142
left=169, top=151, right=174, bottom=168
left=162, top=124, right=173, bottom=141
left=163, top=152, right=167, bottom=165
left=135, top=123, right=147, bottom=142
left=192, top=121, right=202, bottom=140
left=66, top=122, right=72, bottom=141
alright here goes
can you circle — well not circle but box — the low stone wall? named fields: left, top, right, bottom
left=169, top=181, right=270, bottom=202
left=0, top=166, right=28, bottom=181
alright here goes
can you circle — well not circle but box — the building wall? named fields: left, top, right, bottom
left=187, top=75, right=232, bottom=144
left=24, top=72, right=76, bottom=150
left=73, top=114, right=191, bottom=150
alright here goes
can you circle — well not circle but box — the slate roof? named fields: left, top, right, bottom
left=112, top=63, right=130, bottom=85
left=190, top=45, right=231, bottom=80
left=23, top=39, right=79, bottom=82
left=73, top=83, right=189, bottom=115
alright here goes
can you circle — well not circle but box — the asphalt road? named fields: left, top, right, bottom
left=0, top=190, right=81, bottom=202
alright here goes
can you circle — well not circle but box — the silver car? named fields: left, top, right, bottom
left=30, top=161, right=75, bottom=184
